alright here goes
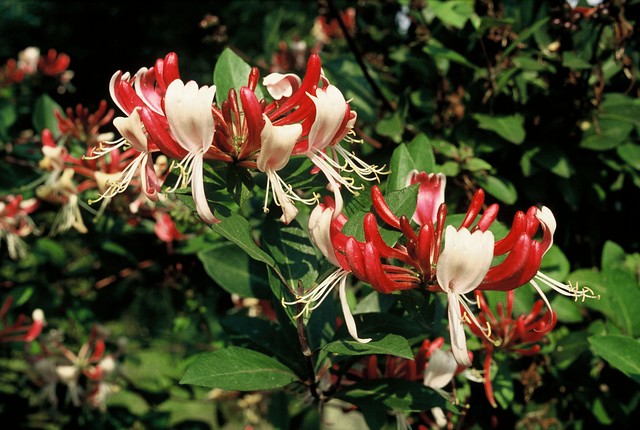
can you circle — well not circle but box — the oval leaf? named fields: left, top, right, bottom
left=589, top=335, right=640, bottom=384
left=180, top=346, right=298, bottom=390
left=323, top=333, right=413, bottom=359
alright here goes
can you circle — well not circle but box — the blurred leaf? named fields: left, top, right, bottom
left=428, top=0, right=475, bottom=29
left=617, top=143, right=640, bottom=170
left=387, top=134, right=436, bottom=192
left=601, top=241, right=627, bottom=272
left=423, top=39, right=479, bottom=72
left=180, top=346, right=298, bottom=390
left=477, top=174, right=517, bottom=204
left=498, top=17, right=549, bottom=63
left=213, top=48, right=263, bottom=106
left=580, top=119, right=633, bottom=151
left=552, top=329, right=590, bottom=369
left=323, top=333, right=413, bottom=359
left=335, top=379, right=449, bottom=412
left=589, top=335, right=640, bottom=384
left=375, top=111, right=403, bottom=143
left=463, top=157, right=493, bottom=172
left=34, top=238, right=67, bottom=267
left=562, top=52, right=592, bottom=70
left=32, top=94, right=63, bottom=137
left=0, top=99, right=17, bottom=140
left=197, top=242, right=270, bottom=298
left=473, top=113, right=525, bottom=144
left=493, top=361, right=514, bottom=410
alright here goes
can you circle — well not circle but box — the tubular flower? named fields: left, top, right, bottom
left=284, top=197, right=372, bottom=342
left=244, top=54, right=387, bottom=217
left=0, top=296, right=45, bottom=343
left=0, top=194, right=39, bottom=259
left=341, top=337, right=463, bottom=429
left=436, top=226, right=494, bottom=367
left=302, top=173, right=593, bottom=364
left=468, top=290, right=557, bottom=407
left=162, top=79, right=218, bottom=224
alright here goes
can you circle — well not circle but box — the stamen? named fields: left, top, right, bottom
left=83, top=137, right=129, bottom=160
left=534, top=271, right=600, bottom=302
left=460, top=296, right=499, bottom=347
left=282, top=269, right=349, bottom=318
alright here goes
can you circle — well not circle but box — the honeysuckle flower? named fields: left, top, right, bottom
left=0, top=194, right=39, bottom=259
left=17, top=47, right=40, bottom=75
left=89, top=108, right=161, bottom=203
left=37, top=48, right=71, bottom=77
left=285, top=198, right=371, bottom=342
left=256, top=116, right=308, bottom=223
left=468, top=290, right=556, bottom=407
left=436, top=226, right=495, bottom=366
left=0, top=296, right=45, bottom=343
left=262, top=72, right=302, bottom=100
left=423, top=349, right=459, bottom=428
left=36, top=168, right=88, bottom=235
left=406, top=170, right=446, bottom=226
left=163, top=79, right=218, bottom=224
left=301, top=174, right=592, bottom=362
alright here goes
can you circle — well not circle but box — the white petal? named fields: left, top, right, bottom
left=447, top=291, right=471, bottom=367
left=113, top=109, right=148, bottom=152
left=309, top=204, right=339, bottom=266
left=339, top=277, right=371, bottom=343
left=191, top=156, right=218, bottom=224
left=436, top=226, right=494, bottom=295
left=165, top=80, right=216, bottom=153
left=423, top=349, right=457, bottom=389
left=307, top=86, right=348, bottom=153
left=256, top=116, right=302, bottom=172
left=263, top=73, right=301, bottom=100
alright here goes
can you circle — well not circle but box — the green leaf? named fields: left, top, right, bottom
left=261, top=215, right=319, bottom=289
left=210, top=212, right=275, bottom=268
left=0, top=99, right=17, bottom=140
left=335, top=379, right=449, bottom=412
left=580, top=119, right=633, bottom=151
left=32, top=94, right=63, bottom=137
left=498, top=17, right=549, bottom=63
left=423, top=39, right=479, bottom=72
left=473, top=113, right=526, bottom=144
left=323, top=333, right=413, bottom=359
left=180, top=346, right=298, bottom=390
left=197, top=242, right=270, bottom=298
left=213, top=48, right=263, bottom=106
left=476, top=174, right=517, bottom=204
left=601, top=241, right=627, bottom=272
left=589, top=335, right=640, bottom=384
left=387, top=134, right=436, bottom=192
left=562, top=52, right=592, bottom=70
left=374, top=111, right=403, bottom=143
left=617, top=143, right=640, bottom=170
left=428, top=0, right=475, bottom=29
left=492, top=360, right=514, bottom=410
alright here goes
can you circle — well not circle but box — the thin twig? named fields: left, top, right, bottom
left=326, top=0, right=396, bottom=112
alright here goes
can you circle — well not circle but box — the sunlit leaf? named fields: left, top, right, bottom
left=180, top=346, right=298, bottom=390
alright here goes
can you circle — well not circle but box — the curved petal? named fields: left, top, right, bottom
left=436, top=226, right=494, bottom=295
left=191, top=156, right=219, bottom=224
left=263, top=72, right=302, bottom=100
left=256, top=116, right=302, bottom=172
left=307, top=85, right=348, bottom=153
left=164, top=80, right=216, bottom=153
left=447, top=292, right=472, bottom=367
left=113, top=109, right=148, bottom=152
left=423, top=349, right=457, bottom=389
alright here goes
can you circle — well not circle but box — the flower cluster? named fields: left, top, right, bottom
left=468, top=290, right=556, bottom=407
left=338, top=337, right=464, bottom=428
left=0, top=296, right=45, bottom=344
left=93, top=52, right=384, bottom=225
left=0, top=46, right=71, bottom=89
left=29, top=325, right=124, bottom=411
left=294, top=170, right=596, bottom=366
left=0, top=194, right=39, bottom=259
